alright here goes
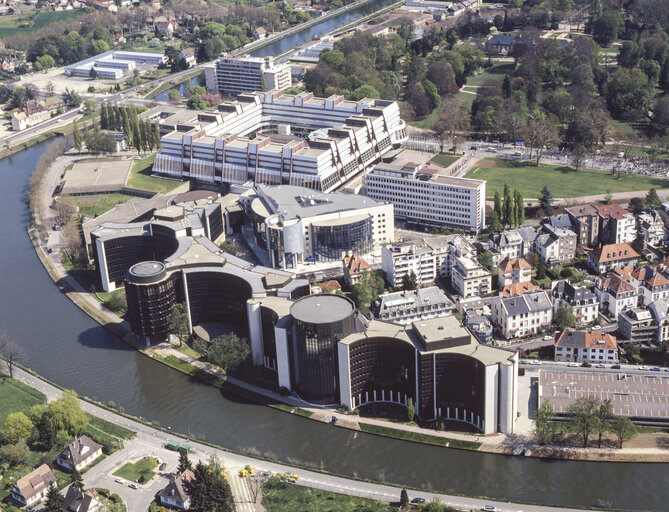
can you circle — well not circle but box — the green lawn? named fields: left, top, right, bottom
left=358, top=423, right=481, bottom=450
left=0, top=10, right=85, bottom=38
left=62, top=193, right=135, bottom=218
left=127, top=154, right=182, bottom=194
left=86, top=414, right=135, bottom=440
left=0, top=378, right=46, bottom=426
left=465, top=158, right=669, bottom=199
left=465, top=62, right=516, bottom=88
left=431, top=153, right=461, bottom=168
left=262, top=478, right=396, bottom=512
left=113, top=457, right=157, bottom=484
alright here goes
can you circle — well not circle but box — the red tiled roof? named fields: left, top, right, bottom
left=555, top=329, right=617, bottom=350
left=344, top=253, right=370, bottom=274
left=591, top=243, right=639, bottom=263
left=501, top=281, right=539, bottom=297
left=499, top=257, right=532, bottom=272
left=596, top=203, right=630, bottom=220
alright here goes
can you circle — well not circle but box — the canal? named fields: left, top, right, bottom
left=1, top=143, right=666, bottom=510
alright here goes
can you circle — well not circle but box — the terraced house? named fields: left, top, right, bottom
left=491, top=291, right=553, bottom=339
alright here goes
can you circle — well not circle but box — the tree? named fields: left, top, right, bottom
left=208, top=333, right=250, bottom=373
left=2, top=412, right=33, bottom=444
left=44, top=485, right=64, bottom=512
left=178, top=448, right=193, bottom=473
left=533, top=399, right=555, bottom=445
left=631, top=217, right=645, bottom=254
left=352, top=270, right=385, bottom=313
left=488, top=210, right=502, bottom=233
left=189, top=456, right=234, bottom=512
left=605, top=67, right=650, bottom=117
left=503, top=183, right=513, bottom=226
left=433, top=100, right=469, bottom=154
left=572, top=144, right=587, bottom=170
left=554, top=304, right=577, bottom=330
left=493, top=191, right=502, bottom=217
left=406, top=398, right=415, bottom=422
left=72, top=121, right=82, bottom=154
left=618, top=41, right=641, bottom=68
left=0, top=334, right=23, bottom=379
left=0, top=440, right=29, bottom=465
left=592, top=9, right=622, bottom=47
left=422, top=79, right=440, bottom=110
left=168, top=89, right=180, bottom=103
left=167, top=303, right=189, bottom=345
left=514, top=190, right=525, bottom=226
left=477, top=251, right=494, bottom=270
left=45, top=390, right=88, bottom=436
left=525, top=113, right=557, bottom=166
left=567, top=396, right=600, bottom=447
left=400, top=489, right=410, bottom=507
left=187, top=94, right=206, bottom=110
left=540, top=186, right=554, bottom=216
left=613, top=416, right=638, bottom=448
left=401, top=271, right=418, bottom=291
left=594, top=399, right=612, bottom=448
left=645, top=188, right=661, bottom=210
left=502, top=74, right=512, bottom=99
left=70, top=468, right=84, bottom=492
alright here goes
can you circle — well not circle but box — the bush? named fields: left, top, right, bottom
left=560, top=268, right=572, bottom=278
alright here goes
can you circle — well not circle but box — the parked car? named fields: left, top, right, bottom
left=530, top=360, right=542, bottom=365
left=651, top=367, right=661, bottom=371
left=483, top=506, right=497, bottom=512
left=129, top=483, right=139, bottom=489
left=542, top=335, right=553, bottom=341
left=639, top=366, right=650, bottom=370
left=611, top=364, right=621, bottom=369
left=159, top=463, right=167, bottom=471
left=582, top=362, right=592, bottom=368
left=114, top=478, right=124, bottom=484
left=596, top=364, right=606, bottom=368
left=568, top=362, right=578, bottom=367
left=411, top=497, right=427, bottom=504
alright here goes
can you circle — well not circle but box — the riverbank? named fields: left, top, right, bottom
left=26, top=152, right=669, bottom=466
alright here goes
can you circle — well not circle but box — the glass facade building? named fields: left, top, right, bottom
left=312, top=216, right=373, bottom=262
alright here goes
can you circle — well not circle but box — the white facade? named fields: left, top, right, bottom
left=491, top=291, right=553, bottom=339
left=554, top=330, right=618, bottom=363
left=594, top=276, right=637, bottom=316
left=65, top=50, right=166, bottom=78
left=451, top=255, right=491, bottom=298
left=364, top=163, right=485, bottom=234
left=211, top=55, right=291, bottom=95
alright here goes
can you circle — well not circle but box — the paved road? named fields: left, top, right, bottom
left=11, top=366, right=590, bottom=512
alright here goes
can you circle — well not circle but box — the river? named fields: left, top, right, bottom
left=1, top=142, right=666, bottom=510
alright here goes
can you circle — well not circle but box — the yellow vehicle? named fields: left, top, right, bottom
left=239, top=469, right=248, bottom=478
left=244, top=465, right=256, bottom=474
left=287, top=473, right=298, bottom=481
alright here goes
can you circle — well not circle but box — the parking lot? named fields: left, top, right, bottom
left=539, top=370, right=669, bottom=419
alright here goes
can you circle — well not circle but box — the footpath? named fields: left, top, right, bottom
left=29, top=153, right=669, bottom=465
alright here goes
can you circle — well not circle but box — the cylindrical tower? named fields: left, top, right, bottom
left=125, top=261, right=179, bottom=338
left=290, top=294, right=356, bottom=404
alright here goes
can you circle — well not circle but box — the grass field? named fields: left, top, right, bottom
left=465, top=62, right=515, bottom=88
left=431, top=153, right=461, bottom=168
left=0, top=10, right=85, bottom=38
left=63, top=193, right=135, bottom=218
left=113, top=457, right=157, bottom=484
left=358, top=423, right=481, bottom=450
left=127, top=154, right=182, bottom=194
left=0, top=377, right=46, bottom=426
left=262, top=479, right=396, bottom=512
left=465, top=158, right=669, bottom=199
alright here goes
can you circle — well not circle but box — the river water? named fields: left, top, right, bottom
left=1, top=142, right=666, bottom=510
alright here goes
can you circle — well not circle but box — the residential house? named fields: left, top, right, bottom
left=155, top=16, right=177, bottom=38
left=638, top=211, right=667, bottom=247
left=516, top=226, right=537, bottom=254
left=316, top=280, right=342, bottom=293
left=631, top=266, right=669, bottom=306
left=648, top=299, right=669, bottom=343
left=554, top=329, right=618, bottom=363
left=500, top=281, right=539, bottom=297
left=10, top=464, right=57, bottom=507
left=550, top=280, right=599, bottom=325
left=594, top=273, right=637, bottom=316
left=373, top=286, right=453, bottom=325
left=489, top=230, right=524, bottom=260
left=497, top=257, right=532, bottom=289
left=596, top=203, right=635, bottom=245
left=533, top=225, right=577, bottom=266
left=564, top=204, right=599, bottom=248
left=178, top=48, right=196, bottom=68
left=342, top=253, right=370, bottom=286
left=587, top=243, right=639, bottom=273
left=61, top=487, right=103, bottom=512
left=491, top=290, right=553, bottom=339
left=158, top=470, right=195, bottom=510
left=486, top=34, right=516, bottom=54
left=56, top=435, right=104, bottom=472
left=253, top=27, right=267, bottom=39
left=618, top=307, right=657, bottom=345
left=451, top=254, right=492, bottom=298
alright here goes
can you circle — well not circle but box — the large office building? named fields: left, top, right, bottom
left=142, top=89, right=407, bottom=192
left=248, top=184, right=393, bottom=269
left=64, top=51, right=167, bottom=79
left=206, top=55, right=292, bottom=96
left=363, top=162, right=485, bottom=234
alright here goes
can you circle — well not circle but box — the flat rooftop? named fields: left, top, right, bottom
left=61, top=160, right=132, bottom=196
left=539, top=370, right=669, bottom=420
left=290, top=294, right=354, bottom=324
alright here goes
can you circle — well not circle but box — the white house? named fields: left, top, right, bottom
left=10, top=464, right=57, bottom=507
left=491, top=290, right=553, bottom=339
left=594, top=273, right=637, bottom=316
left=551, top=280, right=599, bottom=325
left=56, top=435, right=104, bottom=472
left=554, top=329, right=618, bottom=363
left=158, top=470, right=195, bottom=510
left=451, top=254, right=491, bottom=298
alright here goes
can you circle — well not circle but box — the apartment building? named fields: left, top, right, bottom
left=554, top=330, right=618, bottom=363
left=649, top=299, right=669, bottom=343
left=364, top=162, right=486, bottom=234
left=373, top=286, right=453, bottom=325
left=588, top=243, right=639, bottom=273
left=209, top=55, right=292, bottom=96
left=594, top=273, right=638, bottom=316
left=491, top=291, right=553, bottom=339
left=533, top=225, right=577, bottom=266
left=497, top=257, right=532, bottom=289
left=631, top=266, right=669, bottom=306
left=618, top=307, right=657, bottom=344
left=550, top=280, right=599, bottom=325
left=564, top=204, right=600, bottom=248
left=638, top=211, right=667, bottom=247
left=596, top=204, right=635, bottom=245
left=451, top=255, right=492, bottom=298
left=489, top=230, right=523, bottom=260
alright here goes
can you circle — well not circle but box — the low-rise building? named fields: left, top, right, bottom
left=533, top=225, right=577, bottom=266
left=486, top=34, right=516, bottom=54
left=596, top=203, right=635, bottom=245
left=497, top=257, right=531, bottom=289
left=638, top=211, right=666, bottom=247
left=158, top=470, right=195, bottom=510
left=500, top=281, right=540, bottom=297
left=594, top=273, right=637, bottom=316
left=488, top=230, right=523, bottom=260
left=565, top=204, right=599, bottom=248
left=178, top=48, right=196, bottom=68
left=342, top=253, right=370, bottom=286
left=632, top=266, right=669, bottom=306
left=56, top=435, right=104, bottom=472
left=491, top=290, right=553, bottom=339
left=62, top=487, right=103, bottom=512
left=649, top=299, right=669, bottom=343
left=10, top=464, right=57, bottom=507
left=618, top=307, right=657, bottom=345
left=373, top=286, right=453, bottom=325
left=588, top=243, right=639, bottom=273
left=554, top=329, right=618, bottom=363
left=451, top=255, right=491, bottom=298
left=551, top=280, right=599, bottom=325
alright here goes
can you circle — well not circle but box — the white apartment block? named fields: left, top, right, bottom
left=497, top=257, right=532, bottom=289
left=491, top=291, right=553, bottom=339
left=363, top=162, right=485, bottom=234
left=451, top=255, right=491, bottom=298
left=594, top=274, right=637, bottom=316
left=554, top=330, right=618, bottom=363
left=210, top=55, right=292, bottom=96
left=145, top=90, right=407, bottom=192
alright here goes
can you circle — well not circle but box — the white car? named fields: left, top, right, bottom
left=530, top=360, right=542, bottom=365
left=568, top=362, right=578, bottom=367
left=114, top=478, right=125, bottom=484
left=542, top=335, right=553, bottom=341
left=129, top=483, right=139, bottom=489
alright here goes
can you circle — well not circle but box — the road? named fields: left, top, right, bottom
left=11, top=366, right=590, bottom=512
